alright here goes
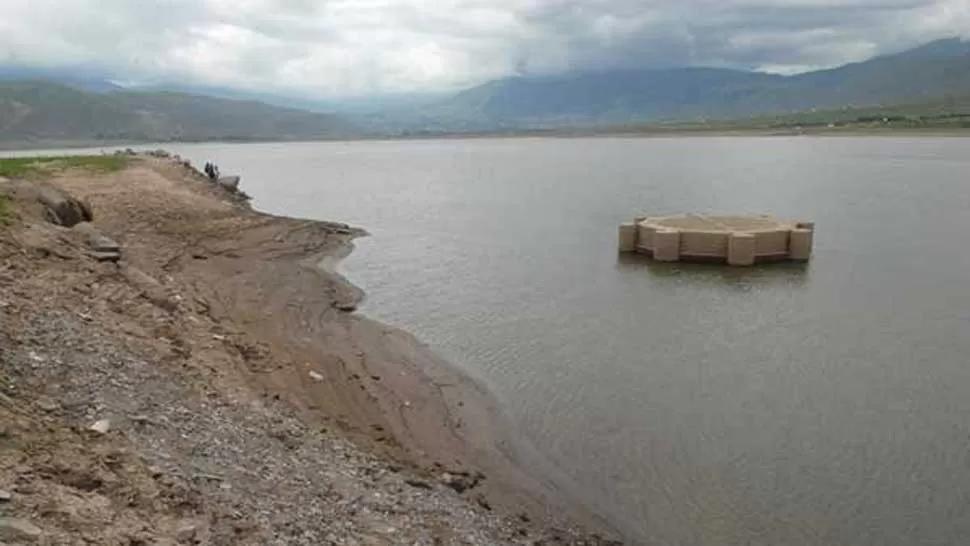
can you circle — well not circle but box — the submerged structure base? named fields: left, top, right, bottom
left=618, top=214, right=814, bottom=266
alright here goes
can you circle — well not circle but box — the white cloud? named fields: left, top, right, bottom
left=0, top=0, right=968, bottom=97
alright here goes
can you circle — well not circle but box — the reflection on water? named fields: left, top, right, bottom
left=616, top=252, right=811, bottom=290
left=17, top=137, right=970, bottom=545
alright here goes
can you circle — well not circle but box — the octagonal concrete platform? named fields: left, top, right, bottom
left=618, top=214, right=814, bottom=266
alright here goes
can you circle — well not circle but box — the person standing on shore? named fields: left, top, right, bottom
left=203, top=162, right=220, bottom=181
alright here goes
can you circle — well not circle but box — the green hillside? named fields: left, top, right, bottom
left=407, top=38, right=970, bottom=130
left=590, top=95, right=970, bottom=135
left=0, top=82, right=360, bottom=145
left=6, top=38, right=970, bottom=142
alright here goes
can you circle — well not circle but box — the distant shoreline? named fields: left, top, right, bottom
left=3, top=125, right=970, bottom=152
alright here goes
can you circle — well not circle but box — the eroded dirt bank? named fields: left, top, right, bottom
left=0, top=155, right=621, bottom=544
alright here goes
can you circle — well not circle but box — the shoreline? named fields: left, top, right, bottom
left=0, top=153, right=622, bottom=543
left=3, top=125, right=970, bottom=152
left=283, top=194, right=624, bottom=539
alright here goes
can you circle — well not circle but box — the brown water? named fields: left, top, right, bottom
left=16, top=137, right=970, bottom=545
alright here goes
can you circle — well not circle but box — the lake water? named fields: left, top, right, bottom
left=16, top=137, right=970, bottom=545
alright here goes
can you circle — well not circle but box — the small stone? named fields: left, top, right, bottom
left=37, top=399, right=59, bottom=412
left=89, top=419, right=111, bottom=434
left=175, top=520, right=201, bottom=542
left=404, top=479, right=432, bottom=490
left=0, top=490, right=11, bottom=502
left=0, top=518, right=43, bottom=542
left=439, top=471, right=482, bottom=494
left=73, top=222, right=120, bottom=252
left=89, top=250, right=121, bottom=263
left=88, top=235, right=120, bottom=253
left=308, top=371, right=324, bottom=381
left=475, top=494, right=492, bottom=511
left=13, top=483, right=36, bottom=495
left=148, top=466, right=164, bottom=478
left=334, top=302, right=357, bottom=312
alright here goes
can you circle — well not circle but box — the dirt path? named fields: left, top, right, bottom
left=0, top=156, right=621, bottom=544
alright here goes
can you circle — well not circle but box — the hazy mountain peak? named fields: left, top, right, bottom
left=3, top=37, right=970, bottom=139
left=0, top=80, right=360, bottom=145
left=404, top=37, right=970, bottom=131
left=880, top=37, right=970, bottom=61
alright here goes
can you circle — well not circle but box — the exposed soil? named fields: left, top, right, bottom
left=0, top=156, right=622, bottom=545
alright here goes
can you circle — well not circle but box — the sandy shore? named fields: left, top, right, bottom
left=0, top=154, right=621, bottom=544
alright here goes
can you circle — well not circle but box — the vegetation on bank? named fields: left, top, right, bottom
left=0, top=155, right=130, bottom=178
left=390, top=97, right=970, bottom=139
left=608, top=95, right=970, bottom=134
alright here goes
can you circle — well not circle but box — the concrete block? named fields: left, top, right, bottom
left=618, top=223, right=637, bottom=252
left=680, top=230, right=727, bottom=257
left=727, top=233, right=756, bottom=266
left=754, top=230, right=790, bottom=256
left=789, top=228, right=813, bottom=261
left=637, top=222, right=655, bottom=252
left=653, top=229, right=681, bottom=262
left=621, top=214, right=813, bottom=266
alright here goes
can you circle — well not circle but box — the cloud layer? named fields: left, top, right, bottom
left=1, top=0, right=968, bottom=97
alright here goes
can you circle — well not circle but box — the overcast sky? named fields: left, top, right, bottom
left=1, top=0, right=968, bottom=97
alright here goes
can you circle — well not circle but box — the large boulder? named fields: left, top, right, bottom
left=217, top=176, right=241, bottom=192
left=37, top=185, right=90, bottom=227
left=78, top=198, right=93, bottom=221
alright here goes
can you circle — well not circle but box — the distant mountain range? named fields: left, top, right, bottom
left=408, top=38, right=970, bottom=130
left=0, top=81, right=360, bottom=145
left=2, top=38, right=970, bottom=142
left=0, top=66, right=125, bottom=93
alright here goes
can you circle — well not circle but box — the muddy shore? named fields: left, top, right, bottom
left=0, top=154, right=621, bottom=544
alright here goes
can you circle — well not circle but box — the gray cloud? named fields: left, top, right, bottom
left=0, top=0, right=968, bottom=96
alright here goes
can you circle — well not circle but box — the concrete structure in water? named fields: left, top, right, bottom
left=617, top=214, right=814, bottom=266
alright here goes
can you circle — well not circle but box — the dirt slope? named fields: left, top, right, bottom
left=0, top=156, right=620, bottom=545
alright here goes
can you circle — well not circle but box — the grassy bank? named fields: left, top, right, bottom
left=0, top=155, right=130, bottom=178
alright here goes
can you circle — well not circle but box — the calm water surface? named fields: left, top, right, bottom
left=20, top=137, right=970, bottom=545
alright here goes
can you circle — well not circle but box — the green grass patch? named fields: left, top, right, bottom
left=0, top=155, right=130, bottom=178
